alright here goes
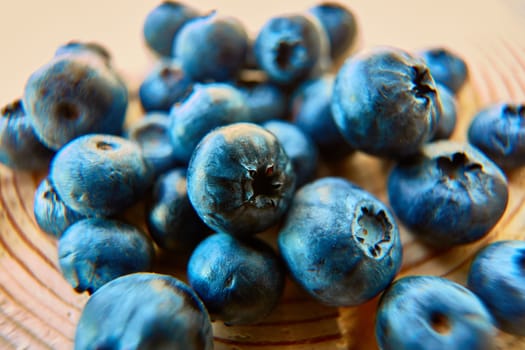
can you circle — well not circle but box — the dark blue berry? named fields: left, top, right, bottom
left=143, top=1, right=199, bottom=57
left=468, top=240, right=525, bottom=336
left=278, top=177, right=402, bottom=306
left=376, top=275, right=496, bottom=350
left=187, top=233, right=285, bottom=325
left=174, top=12, right=248, bottom=82
left=33, top=177, right=86, bottom=238
left=432, top=83, right=457, bottom=140
left=332, top=47, right=440, bottom=157
left=58, top=218, right=154, bottom=294
left=187, top=122, right=296, bottom=236
left=418, top=47, right=468, bottom=94
left=138, top=59, right=194, bottom=112
left=23, top=53, right=128, bottom=150
left=467, top=103, right=525, bottom=170
left=50, top=134, right=153, bottom=217
left=0, top=99, right=54, bottom=170
left=387, top=141, right=508, bottom=247
left=146, top=168, right=212, bottom=252
left=75, top=273, right=213, bottom=350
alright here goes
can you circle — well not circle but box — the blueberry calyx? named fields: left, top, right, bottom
left=160, top=66, right=183, bottom=82
left=429, top=311, right=451, bottom=334
left=245, top=164, right=282, bottom=208
left=276, top=40, right=302, bottom=70
left=502, top=104, right=525, bottom=118
left=54, top=101, right=80, bottom=121
left=353, top=204, right=393, bottom=259
left=436, top=152, right=482, bottom=180
left=411, top=65, right=435, bottom=100
left=1, top=100, right=23, bottom=118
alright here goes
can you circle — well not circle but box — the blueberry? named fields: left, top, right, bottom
left=126, top=112, right=179, bottom=177
left=54, top=41, right=112, bottom=67
left=254, top=14, right=323, bottom=85
left=467, top=240, right=525, bottom=336
left=332, top=47, right=440, bottom=157
left=291, top=74, right=354, bottom=159
left=138, top=59, right=194, bottom=113
left=187, top=122, right=296, bottom=236
left=33, top=177, right=86, bottom=238
left=238, top=80, right=288, bottom=123
left=147, top=168, right=212, bottom=252
left=58, top=218, right=154, bottom=294
left=278, top=177, right=402, bottom=306
left=432, top=83, right=457, bottom=140
left=467, top=103, right=525, bottom=170
left=187, top=233, right=285, bottom=325
left=0, top=99, right=54, bottom=170
left=143, top=1, right=199, bottom=57
left=418, top=47, right=468, bottom=94
left=23, top=53, right=128, bottom=150
left=169, top=83, right=251, bottom=164
left=74, top=273, right=213, bottom=350
left=50, top=134, right=153, bottom=217
left=376, top=275, right=496, bottom=350
left=262, top=119, right=318, bottom=187
left=308, top=2, right=358, bottom=59
left=174, top=12, right=248, bottom=82
left=387, top=141, right=508, bottom=247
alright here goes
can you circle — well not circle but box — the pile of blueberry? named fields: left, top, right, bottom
left=1, top=1, right=524, bottom=349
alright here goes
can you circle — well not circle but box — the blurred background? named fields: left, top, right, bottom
left=0, top=0, right=524, bottom=103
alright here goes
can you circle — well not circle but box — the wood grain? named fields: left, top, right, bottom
left=1, top=1, right=525, bottom=349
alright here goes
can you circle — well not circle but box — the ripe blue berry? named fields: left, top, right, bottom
left=278, top=177, right=402, bottom=306
left=467, top=240, right=525, bottom=336
left=187, top=122, right=296, bottom=236
left=467, top=103, right=525, bottom=170
left=58, top=218, right=154, bottom=294
left=54, top=41, right=112, bottom=67
left=143, top=1, right=199, bottom=57
left=50, top=134, right=153, bottom=217
left=254, top=14, right=323, bottom=85
left=187, top=233, right=285, bottom=325
left=147, top=168, right=212, bottom=252
left=238, top=80, right=288, bottom=123
left=291, top=74, right=354, bottom=159
left=126, top=112, right=179, bottom=177
left=376, top=275, right=496, bottom=350
left=387, top=141, right=508, bottom=247
left=308, top=2, right=358, bottom=59
left=75, top=273, right=213, bottom=350
left=332, top=47, right=440, bottom=157
left=174, top=12, right=248, bottom=82
left=262, top=119, right=318, bottom=187
left=138, top=59, right=194, bottom=112
left=432, top=83, right=457, bottom=140
left=418, top=47, right=468, bottom=94
left=23, top=53, right=128, bottom=150
left=33, top=177, right=86, bottom=237
left=169, top=83, right=251, bottom=164
left=0, top=99, right=54, bottom=170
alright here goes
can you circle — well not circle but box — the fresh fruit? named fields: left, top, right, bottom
left=278, top=177, right=402, bottom=306
left=467, top=103, right=525, bottom=170
left=418, top=47, right=468, bottom=94
left=331, top=46, right=441, bottom=157
left=467, top=240, right=525, bottom=336
left=74, top=273, right=213, bottom=350
left=58, top=218, right=154, bottom=294
left=50, top=134, right=153, bottom=217
left=387, top=140, right=508, bottom=247
left=187, top=233, right=285, bottom=325
left=187, top=122, right=296, bottom=236
left=376, top=275, right=496, bottom=350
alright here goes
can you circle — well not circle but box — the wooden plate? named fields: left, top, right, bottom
left=0, top=1, right=524, bottom=349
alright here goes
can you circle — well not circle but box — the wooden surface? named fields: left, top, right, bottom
left=1, top=1, right=525, bottom=349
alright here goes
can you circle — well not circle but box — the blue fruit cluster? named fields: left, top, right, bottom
left=1, top=0, right=521, bottom=348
